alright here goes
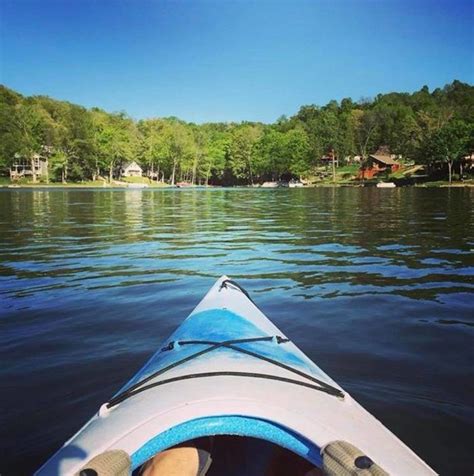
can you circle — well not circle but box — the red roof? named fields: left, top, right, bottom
left=369, top=154, right=399, bottom=166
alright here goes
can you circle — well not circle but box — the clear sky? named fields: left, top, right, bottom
left=0, top=0, right=473, bottom=123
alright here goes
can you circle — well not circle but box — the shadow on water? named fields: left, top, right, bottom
left=0, top=187, right=473, bottom=475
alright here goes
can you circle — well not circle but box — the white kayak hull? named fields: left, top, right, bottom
left=36, top=276, right=435, bottom=475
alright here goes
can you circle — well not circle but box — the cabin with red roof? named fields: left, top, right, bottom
left=358, top=147, right=401, bottom=179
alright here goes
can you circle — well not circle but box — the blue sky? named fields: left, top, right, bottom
left=0, top=0, right=473, bottom=123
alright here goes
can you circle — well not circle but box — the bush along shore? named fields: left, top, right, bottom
left=1, top=81, right=473, bottom=187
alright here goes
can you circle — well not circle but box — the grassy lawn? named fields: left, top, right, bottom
left=0, top=176, right=176, bottom=187
left=388, top=170, right=407, bottom=179
left=337, top=164, right=360, bottom=175
left=48, top=180, right=107, bottom=187
left=148, top=181, right=171, bottom=187
left=121, top=176, right=151, bottom=184
left=1, top=178, right=110, bottom=187
left=120, top=176, right=170, bottom=187
left=306, top=163, right=360, bottom=185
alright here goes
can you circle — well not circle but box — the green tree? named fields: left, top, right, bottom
left=138, top=118, right=170, bottom=181
left=92, top=111, right=137, bottom=182
left=228, top=125, right=262, bottom=184
left=286, top=128, right=310, bottom=178
left=201, top=129, right=229, bottom=185
left=50, top=104, right=95, bottom=182
left=423, top=120, right=473, bottom=183
left=253, top=128, right=287, bottom=180
left=49, top=149, right=68, bottom=183
left=159, top=120, right=195, bottom=185
left=351, top=108, right=380, bottom=161
left=11, top=103, right=55, bottom=182
left=296, top=105, right=325, bottom=166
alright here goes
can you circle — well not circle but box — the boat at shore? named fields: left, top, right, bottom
left=261, top=181, right=291, bottom=188
left=376, top=182, right=396, bottom=188
left=261, top=181, right=280, bottom=188
left=36, top=276, right=435, bottom=475
left=289, top=180, right=305, bottom=188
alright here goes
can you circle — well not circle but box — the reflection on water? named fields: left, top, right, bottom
left=0, top=187, right=473, bottom=475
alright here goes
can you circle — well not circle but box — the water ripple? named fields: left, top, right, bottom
left=0, top=187, right=473, bottom=475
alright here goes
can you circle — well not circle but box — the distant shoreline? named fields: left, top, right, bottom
left=1, top=182, right=473, bottom=190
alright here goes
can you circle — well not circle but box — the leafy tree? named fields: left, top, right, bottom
left=161, top=120, right=195, bottom=185
left=49, top=149, right=68, bottom=183
left=296, top=105, right=324, bottom=164
left=228, top=125, right=262, bottom=184
left=253, top=128, right=287, bottom=180
left=138, top=118, right=170, bottom=181
left=49, top=103, right=95, bottom=182
left=351, top=108, right=380, bottom=160
left=201, top=129, right=229, bottom=185
left=92, top=111, right=137, bottom=182
left=423, top=120, right=473, bottom=183
left=11, top=104, right=55, bottom=182
left=286, top=127, right=310, bottom=178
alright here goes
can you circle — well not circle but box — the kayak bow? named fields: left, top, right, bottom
left=36, top=275, right=435, bottom=475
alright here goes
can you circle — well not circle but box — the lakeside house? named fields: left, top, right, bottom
left=320, top=151, right=339, bottom=167
left=358, top=149, right=401, bottom=179
left=10, top=154, right=48, bottom=180
left=119, top=161, right=143, bottom=178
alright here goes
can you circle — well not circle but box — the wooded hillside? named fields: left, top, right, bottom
left=1, top=81, right=473, bottom=184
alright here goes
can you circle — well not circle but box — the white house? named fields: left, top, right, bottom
left=120, top=161, right=143, bottom=177
left=10, top=153, right=48, bottom=180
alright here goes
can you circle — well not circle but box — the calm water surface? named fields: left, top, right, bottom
left=0, top=188, right=473, bottom=475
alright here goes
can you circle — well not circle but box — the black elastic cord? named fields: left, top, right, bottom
left=107, top=371, right=342, bottom=408
left=107, top=336, right=343, bottom=409
left=105, top=279, right=344, bottom=409
left=106, top=336, right=274, bottom=409
left=178, top=337, right=286, bottom=346
left=214, top=280, right=339, bottom=393
left=178, top=339, right=341, bottom=396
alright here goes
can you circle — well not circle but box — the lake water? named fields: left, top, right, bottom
left=0, top=187, right=473, bottom=475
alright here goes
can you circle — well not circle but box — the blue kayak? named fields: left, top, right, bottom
left=36, top=276, right=435, bottom=475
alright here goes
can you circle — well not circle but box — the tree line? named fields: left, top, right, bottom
left=0, top=80, right=473, bottom=184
